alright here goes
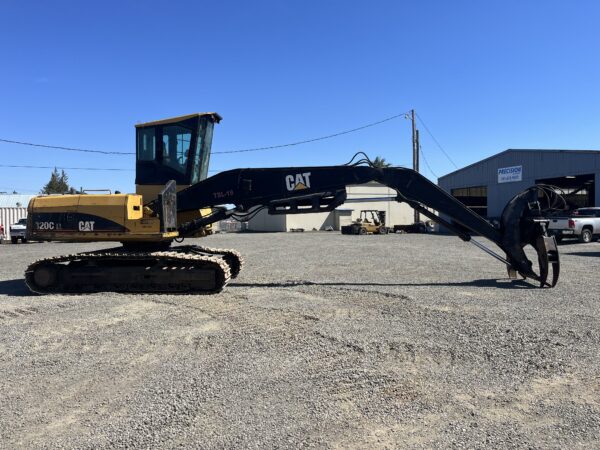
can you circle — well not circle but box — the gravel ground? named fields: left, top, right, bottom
left=0, top=233, right=599, bottom=449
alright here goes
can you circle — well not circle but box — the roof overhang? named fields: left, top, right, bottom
left=135, top=112, right=222, bottom=128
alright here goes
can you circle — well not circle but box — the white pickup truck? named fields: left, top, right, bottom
left=548, top=207, right=600, bottom=243
left=9, top=218, right=28, bottom=244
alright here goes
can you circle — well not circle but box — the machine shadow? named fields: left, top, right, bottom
left=564, top=251, right=600, bottom=258
left=556, top=240, right=583, bottom=246
left=0, top=279, right=34, bottom=297
left=0, top=278, right=538, bottom=297
left=231, top=279, right=533, bottom=290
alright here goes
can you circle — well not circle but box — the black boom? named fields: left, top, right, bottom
left=171, top=161, right=560, bottom=288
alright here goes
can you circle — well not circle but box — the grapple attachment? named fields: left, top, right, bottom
left=500, top=186, right=561, bottom=287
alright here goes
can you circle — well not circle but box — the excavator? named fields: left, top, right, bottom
left=25, top=112, right=560, bottom=294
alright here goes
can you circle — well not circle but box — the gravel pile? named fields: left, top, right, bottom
left=0, top=233, right=598, bottom=448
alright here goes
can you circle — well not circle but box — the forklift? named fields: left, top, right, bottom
left=341, top=210, right=388, bottom=235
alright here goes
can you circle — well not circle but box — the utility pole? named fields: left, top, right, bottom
left=411, top=109, right=420, bottom=224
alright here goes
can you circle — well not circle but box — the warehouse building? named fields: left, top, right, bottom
left=0, top=194, right=35, bottom=240
left=439, top=149, right=600, bottom=219
left=246, top=182, right=417, bottom=231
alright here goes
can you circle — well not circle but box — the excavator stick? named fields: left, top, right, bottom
left=378, top=168, right=560, bottom=287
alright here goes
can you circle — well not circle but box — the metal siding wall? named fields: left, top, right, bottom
left=442, top=151, right=600, bottom=188
left=488, top=181, right=529, bottom=217
left=246, top=208, right=287, bottom=231
left=492, top=151, right=600, bottom=183
left=0, top=208, right=28, bottom=240
left=439, top=151, right=600, bottom=218
left=596, top=173, right=600, bottom=207
left=439, top=158, right=493, bottom=192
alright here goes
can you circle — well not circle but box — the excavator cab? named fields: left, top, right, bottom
left=135, top=113, right=222, bottom=201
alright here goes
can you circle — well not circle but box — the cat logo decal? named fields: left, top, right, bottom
left=285, top=172, right=312, bottom=191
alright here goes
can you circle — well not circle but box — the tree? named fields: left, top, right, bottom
left=372, top=156, right=392, bottom=168
left=41, top=168, right=77, bottom=194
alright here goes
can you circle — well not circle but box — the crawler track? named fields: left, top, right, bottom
left=177, top=245, right=244, bottom=279
left=25, top=245, right=243, bottom=295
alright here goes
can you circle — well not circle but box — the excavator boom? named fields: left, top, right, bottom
left=173, top=161, right=559, bottom=287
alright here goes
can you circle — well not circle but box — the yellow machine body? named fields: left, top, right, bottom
left=27, top=193, right=178, bottom=243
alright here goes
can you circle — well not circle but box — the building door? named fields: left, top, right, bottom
left=451, top=186, right=488, bottom=217
left=535, top=174, right=595, bottom=209
left=335, top=210, right=353, bottom=230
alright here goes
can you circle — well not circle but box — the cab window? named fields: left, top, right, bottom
left=162, top=125, right=192, bottom=174
left=575, top=209, right=593, bottom=216
left=190, top=135, right=203, bottom=184
left=137, top=128, right=156, bottom=161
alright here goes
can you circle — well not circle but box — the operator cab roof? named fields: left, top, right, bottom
left=135, top=112, right=222, bottom=128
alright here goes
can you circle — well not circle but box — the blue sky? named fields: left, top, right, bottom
left=1, top=1, right=599, bottom=194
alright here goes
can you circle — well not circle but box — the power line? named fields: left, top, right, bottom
left=206, top=112, right=410, bottom=154
left=415, top=112, right=458, bottom=169
left=0, top=186, right=38, bottom=194
left=0, top=164, right=224, bottom=174
left=0, top=111, right=409, bottom=157
left=419, top=146, right=439, bottom=179
left=0, top=138, right=134, bottom=155
left=0, top=164, right=132, bottom=171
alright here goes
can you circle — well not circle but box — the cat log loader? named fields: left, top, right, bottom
left=25, top=112, right=560, bottom=294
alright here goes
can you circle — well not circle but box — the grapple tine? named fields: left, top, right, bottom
left=534, top=235, right=550, bottom=288
left=544, top=235, right=560, bottom=287
left=507, top=267, right=518, bottom=280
